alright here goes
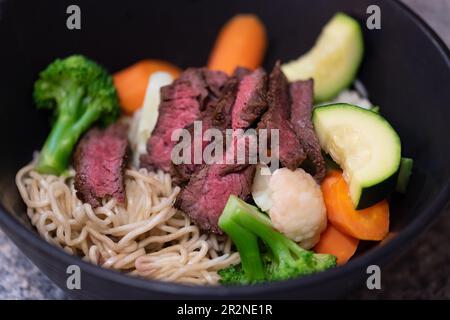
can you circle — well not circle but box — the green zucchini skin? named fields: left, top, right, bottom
left=356, top=169, right=399, bottom=210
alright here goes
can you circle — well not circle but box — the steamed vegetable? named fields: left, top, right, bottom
left=208, top=14, right=267, bottom=75
left=282, top=13, right=364, bottom=102
left=113, top=59, right=181, bottom=114
left=313, top=103, right=401, bottom=209
left=33, top=55, right=120, bottom=175
left=396, top=157, right=413, bottom=193
left=252, top=164, right=327, bottom=249
left=218, top=195, right=336, bottom=284
left=314, top=223, right=359, bottom=265
left=129, top=72, right=173, bottom=166
left=321, top=171, right=389, bottom=241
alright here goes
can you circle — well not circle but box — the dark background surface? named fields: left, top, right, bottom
left=0, top=0, right=448, bottom=299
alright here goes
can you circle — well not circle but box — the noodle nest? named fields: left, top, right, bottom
left=16, top=163, right=239, bottom=285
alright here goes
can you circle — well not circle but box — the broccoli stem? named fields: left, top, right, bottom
left=36, top=115, right=77, bottom=174
left=72, top=105, right=102, bottom=134
left=219, top=197, right=266, bottom=282
left=222, top=219, right=266, bottom=282
left=35, top=97, right=101, bottom=175
left=225, top=200, right=300, bottom=265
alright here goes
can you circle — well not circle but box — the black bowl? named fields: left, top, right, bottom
left=0, top=0, right=449, bottom=299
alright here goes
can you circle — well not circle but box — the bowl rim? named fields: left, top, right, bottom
left=0, top=0, right=449, bottom=298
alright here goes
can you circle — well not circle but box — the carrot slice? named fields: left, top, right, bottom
left=113, top=60, right=181, bottom=114
left=208, top=14, right=267, bottom=75
left=314, top=224, right=359, bottom=265
left=321, top=171, right=389, bottom=241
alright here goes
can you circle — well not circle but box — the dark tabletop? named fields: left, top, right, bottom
left=0, top=0, right=449, bottom=299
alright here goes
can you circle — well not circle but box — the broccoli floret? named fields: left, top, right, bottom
left=218, top=264, right=247, bottom=284
left=218, top=195, right=336, bottom=285
left=33, top=55, right=119, bottom=174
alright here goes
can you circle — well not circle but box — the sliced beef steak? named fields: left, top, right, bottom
left=258, top=112, right=306, bottom=170
left=257, top=62, right=306, bottom=170
left=181, top=68, right=229, bottom=111
left=175, top=122, right=257, bottom=233
left=140, top=94, right=201, bottom=172
left=231, top=68, right=268, bottom=129
left=203, top=69, right=229, bottom=99
left=140, top=68, right=228, bottom=172
left=74, top=123, right=129, bottom=208
left=267, top=61, right=292, bottom=119
left=232, top=67, right=251, bottom=81
left=171, top=77, right=240, bottom=184
left=289, top=79, right=326, bottom=182
left=210, top=77, right=240, bottom=130
left=174, top=68, right=227, bottom=107
left=170, top=113, right=215, bottom=185
left=216, top=130, right=258, bottom=175
left=175, top=163, right=255, bottom=234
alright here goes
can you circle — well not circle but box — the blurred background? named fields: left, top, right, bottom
left=0, top=0, right=449, bottom=299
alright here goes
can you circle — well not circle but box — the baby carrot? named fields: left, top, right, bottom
left=208, top=14, right=267, bottom=75
left=321, top=171, right=390, bottom=241
left=314, top=223, right=359, bottom=265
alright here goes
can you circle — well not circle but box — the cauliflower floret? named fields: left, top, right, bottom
left=252, top=164, right=327, bottom=249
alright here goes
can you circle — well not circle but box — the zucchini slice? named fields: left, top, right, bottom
left=312, top=103, right=401, bottom=209
left=282, top=13, right=364, bottom=102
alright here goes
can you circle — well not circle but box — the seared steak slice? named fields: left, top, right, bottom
left=178, top=68, right=228, bottom=110
left=74, top=123, right=129, bottom=208
left=231, top=68, right=268, bottom=129
left=175, top=163, right=255, bottom=234
left=210, top=77, right=240, bottom=130
left=174, top=68, right=225, bottom=107
left=257, top=62, right=306, bottom=170
left=232, top=67, right=251, bottom=81
left=175, top=125, right=257, bottom=233
left=267, top=61, right=291, bottom=119
left=170, top=113, right=215, bottom=184
left=257, top=112, right=306, bottom=170
left=140, top=93, right=201, bottom=172
left=203, top=69, right=229, bottom=99
left=289, top=79, right=326, bottom=182
left=141, top=68, right=228, bottom=172
left=216, top=130, right=258, bottom=175
left=171, top=77, right=239, bottom=184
